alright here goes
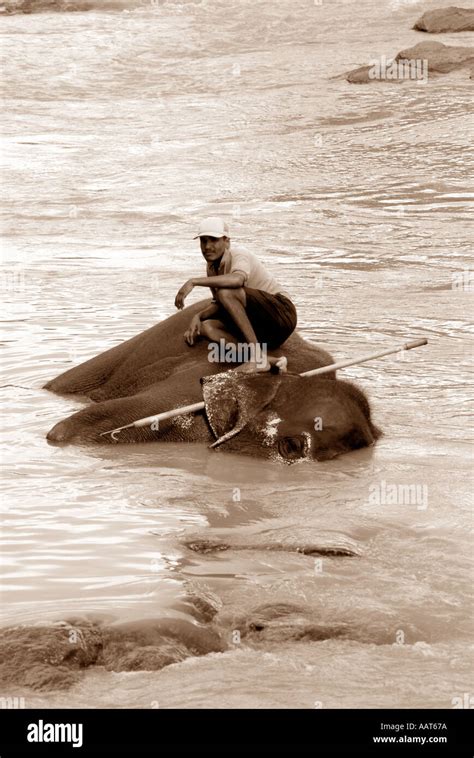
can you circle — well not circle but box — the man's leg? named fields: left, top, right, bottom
left=214, top=288, right=255, bottom=339
left=210, top=288, right=283, bottom=372
left=199, top=319, right=238, bottom=345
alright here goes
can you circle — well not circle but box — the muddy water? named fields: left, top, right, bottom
left=1, top=0, right=473, bottom=707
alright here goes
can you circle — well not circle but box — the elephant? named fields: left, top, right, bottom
left=44, top=299, right=381, bottom=462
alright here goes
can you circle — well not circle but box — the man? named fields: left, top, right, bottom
left=174, top=217, right=297, bottom=372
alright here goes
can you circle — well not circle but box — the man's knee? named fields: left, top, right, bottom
left=215, top=287, right=245, bottom=307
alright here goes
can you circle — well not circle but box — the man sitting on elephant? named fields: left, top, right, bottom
left=174, top=217, right=297, bottom=373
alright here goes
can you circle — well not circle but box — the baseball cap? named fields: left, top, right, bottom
left=193, top=217, right=230, bottom=239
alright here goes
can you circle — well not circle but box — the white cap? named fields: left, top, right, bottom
left=194, top=217, right=230, bottom=239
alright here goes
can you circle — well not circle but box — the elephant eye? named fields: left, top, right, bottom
left=277, top=436, right=306, bottom=461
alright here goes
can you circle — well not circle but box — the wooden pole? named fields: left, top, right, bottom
left=300, top=338, right=427, bottom=378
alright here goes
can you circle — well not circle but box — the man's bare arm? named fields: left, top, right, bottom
left=190, top=273, right=245, bottom=289
left=175, top=273, right=245, bottom=309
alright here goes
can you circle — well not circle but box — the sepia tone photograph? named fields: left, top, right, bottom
left=1, top=0, right=473, bottom=747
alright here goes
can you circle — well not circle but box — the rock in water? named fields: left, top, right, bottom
left=0, top=621, right=102, bottom=691
left=413, top=6, right=474, bottom=33
left=396, top=41, right=474, bottom=73
left=344, top=41, right=474, bottom=83
left=0, top=0, right=94, bottom=12
left=183, top=527, right=363, bottom=557
left=234, top=603, right=351, bottom=643
left=0, top=617, right=226, bottom=691
left=99, top=619, right=225, bottom=673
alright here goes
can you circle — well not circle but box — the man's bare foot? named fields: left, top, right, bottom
left=271, top=356, right=288, bottom=372
left=234, top=356, right=288, bottom=374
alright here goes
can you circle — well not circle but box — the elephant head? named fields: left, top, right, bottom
left=201, top=371, right=381, bottom=462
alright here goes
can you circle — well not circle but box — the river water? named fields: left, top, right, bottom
left=1, top=0, right=473, bottom=708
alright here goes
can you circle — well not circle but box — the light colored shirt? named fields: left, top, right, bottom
left=207, top=244, right=290, bottom=299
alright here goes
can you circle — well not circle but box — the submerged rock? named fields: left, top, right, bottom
left=0, top=616, right=225, bottom=691
left=344, top=41, right=474, bottom=83
left=235, top=603, right=350, bottom=643
left=183, top=527, right=363, bottom=557
left=413, top=6, right=474, bottom=33
left=221, top=599, right=424, bottom=647
left=0, top=0, right=94, bottom=12
left=0, top=621, right=102, bottom=691
left=181, top=585, right=223, bottom=623
left=99, top=619, right=225, bottom=673
left=0, top=0, right=134, bottom=14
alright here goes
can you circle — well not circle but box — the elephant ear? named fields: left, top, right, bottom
left=201, top=371, right=282, bottom=448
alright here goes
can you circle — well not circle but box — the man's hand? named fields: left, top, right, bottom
left=184, top=314, right=201, bottom=346
left=175, top=280, right=194, bottom=310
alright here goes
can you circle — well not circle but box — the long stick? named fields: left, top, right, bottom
left=300, top=338, right=427, bottom=377
left=100, top=338, right=427, bottom=440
